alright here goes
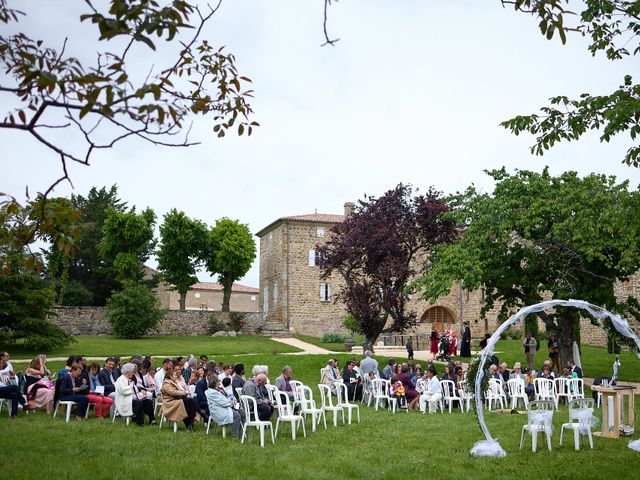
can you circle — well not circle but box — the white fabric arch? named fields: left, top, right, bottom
left=470, top=299, right=640, bottom=457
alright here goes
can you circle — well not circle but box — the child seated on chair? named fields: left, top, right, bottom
left=391, top=378, right=407, bottom=409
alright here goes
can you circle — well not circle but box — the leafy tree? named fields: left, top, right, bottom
left=501, top=1, right=640, bottom=166
left=99, top=207, right=156, bottom=283
left=318, top=184, right=456, bottom=348
left=46, top=186, right=126, bottom=306
left=105, top=282, right=164, bottom=338
left=157, top=209, right=208, bottom=310
left=205, top=218, right=256, bottom=312
left=416, top=168, right=640, bottom=365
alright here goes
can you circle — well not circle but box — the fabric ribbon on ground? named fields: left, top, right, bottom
left=629, top=439, right=640, bottom=452
left=471, top=299, right=640, bottom=457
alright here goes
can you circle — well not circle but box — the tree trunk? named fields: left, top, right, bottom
left=179, top=291, right=186, bottom=311
left=556, top=311, right=578, bottom=368
left=221, top=273, right=233, bottom=312
left=364, top=335, right=378, bottom=353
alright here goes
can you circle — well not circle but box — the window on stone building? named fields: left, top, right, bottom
left=194, top=292, right=201, bottom=299
left=420, top=306, right=454, bottom=324
left=308, top=249, right=316, bottom=267
left=320, top=283, right=331, bottom=302
left=250, top=295, right=256, bottom=301
left=273, top=283, right=278, bottom=304
left=317, top=227, right=325, bottom=237
left=199, top=304, right=208, bottom=311
left=263, top=286, right=269, bottom=313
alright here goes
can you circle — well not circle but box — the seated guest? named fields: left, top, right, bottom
left=441, top=365, right=456, bottom=383
left=381, top=358, right=395, bottom=380
left=154, top=358, right=173, bottom=395
left=195, top=370, right=210, bottom=420
left=206, top=374, right=246, bottom=439
left=498, top=363, right=510, bottom=383
left=143, top=364, right=157, bottom=396
left=84, top=362, right=113, bottom=418
left=231, top=364, right=245, bottom=401
left=219, top=364, right=234, bottom=382
left=274, top=366, right=296, bottom=401
left=198, top=355, right=208, bottom=370
left=59, top=363, right=89, bottom=421
left=418, top=368, right=442, bottom=414
left=161, top=366, right=197, bottom=432
left=97, top=357, right=118, bottom=399
left=412, top=366, right=423, bottom=387
left=540, top=364, right=555, bottom=380
left=241, top=372, right=274, bottom=421
left=320, top=359, right=343, bottom=393
left=568, top=359, right=583, bottom=378
left=396, top=364, right=419, bottom=409
left=25, top=356, right=55, bottom=414
left=115, top=363, right=155, bottom=426
left=487, top=364, right=500, bottom=380
left=182, top=357, right=196, bottom=383
left=342, top=360, right=363, bottom=401
left=510, top=362, right=534, bottom=400
left=0, top=352, right=29, bottom=416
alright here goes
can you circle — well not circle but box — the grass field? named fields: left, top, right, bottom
left=3, top=335, right=300, bottom=359
left=0, top=345, right=638, bottom=480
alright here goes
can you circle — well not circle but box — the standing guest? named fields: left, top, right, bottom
left=154, top=358, right=173, bottom=395
left=449, top=331, right=457, bottom=356
left=479, top=333, right=490, bottom=350
left=381, top=359, right=395, bottom=380
left=342, top=360, right=363, bottom=401
left=59, top=363, right=89, bottom=421
left=161, top=366, right=198, bottom=432
left=523, top=331, right=537, bottom=371
left=406, top=337, right=414, bottom=360
left=460, top=321, right=472, bottom=357
left=231, top=364, right=246, bottom=401
left=97, top=357, right=118, bottom=399
left=320, top=359, right=342, bottom=393
left=548, top=335, right=560, bottom=372
left=430, top=328, right=440, bottom=356
left=359, top=350, right=379, bottom=378
left=419, top=368, right=442, bottom=414
left=86, top=362, right=113, bottom=418
left=24, top=356, right=55, bottom=413
left=568, top=359, right=583, bottom=379
left=206, top=374, right=246, bottom=439
left=274, top=366, right=296, bottom=402
left=241, top=373, right=274, bottom=421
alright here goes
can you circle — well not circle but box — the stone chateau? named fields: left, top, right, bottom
left=256, top=204, right=640, bottom=346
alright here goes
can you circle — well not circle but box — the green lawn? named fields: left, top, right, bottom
left=3, top=335, right=300, bottom=360
left=293, top=334, right=365, bottom=352
left=0, top=348, right=638, bottom=480
left=479, top=340, right=640, bottom=382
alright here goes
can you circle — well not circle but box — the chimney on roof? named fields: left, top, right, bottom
left=344, top=202, right=355, bottom=216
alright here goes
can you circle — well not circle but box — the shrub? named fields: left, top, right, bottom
left=208, top=316, right=226, bottom=334
left=228, top=312, right=246, bottom=332
left=342, top=313, right=362, bottom=336
left=322, top=331, right=346, bottom=343
left=105, top=283, right=165, bottom=338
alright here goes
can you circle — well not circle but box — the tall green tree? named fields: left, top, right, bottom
left=205, top=218, right=256, bottom=312
left=99, top=207, right=156, bottom=284
left=416, top=168, right=640, bottom=365
left=46, top=185, right=126, bottom=306
left=157, top=209, right=208, bottom=311
left=501, top=1, right=640, bottom=166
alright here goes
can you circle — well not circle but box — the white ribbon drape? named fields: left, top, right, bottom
left=471, top=299, right=640, bottom=457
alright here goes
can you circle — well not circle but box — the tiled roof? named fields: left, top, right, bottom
left=283, top=213, right=345, bottom=223
left=256, top=213, right=345, bottom=237
left=191, top=282, right=259, bottom=294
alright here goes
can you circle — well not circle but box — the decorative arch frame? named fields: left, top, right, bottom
left=470, top=299, right=640, bottom=457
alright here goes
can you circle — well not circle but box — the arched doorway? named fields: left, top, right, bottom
left=420, top=306, right=455, bottom=332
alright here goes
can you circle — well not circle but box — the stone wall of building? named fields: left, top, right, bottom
left=49, top=307, right=263, bottom=336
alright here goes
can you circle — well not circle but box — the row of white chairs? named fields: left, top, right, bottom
left=486, top=377, right=585, bottom=411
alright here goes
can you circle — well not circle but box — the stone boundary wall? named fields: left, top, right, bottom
left=49, top=307, right=263, bottom=336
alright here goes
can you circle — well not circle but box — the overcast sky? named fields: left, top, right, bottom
left=3, top=0, right=640, bottom=287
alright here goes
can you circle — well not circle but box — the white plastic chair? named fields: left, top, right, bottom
left=371, top=379, right=397, bottom=413
left=569, top=378, right=584, bottom=401
left=318, top=384, right=345, bottom=426
left=111, top=404, right=131, bottom=425
left=554, top=377, right=571, bottom=408
left=158, top=412, right=178, bottom=432
left=440, top=380, right=464, bottom=413
left=534, top=378, right=556, bottom=405
left=336, top=383, right=361, bottom=424
left=274, top=391, right=306, bottom=440
left=153, top=394, right=163, bottom=416
left=560, top=398, right=595, bottom=450
left=507, top=378, right=529, bottom=410
left=289, top=380, right=304, bottom=410
left=265, top=384, right=278, bottom=404
left=235, top=387, right=243, bottom=401
left=206, top=416, right=231, bottom=438
left=459, top=381, right=474, bottom=412
left=299, top=386, right=326, bottom=432
left=240, top=395, right=275, bottom=447
left=53, top=400, right=77, bottom=422
left=485, top=379, right=506, bottom=410
left=0, top=398, right=12, bottom=416
left=520, top=400, right=554, bottom=452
